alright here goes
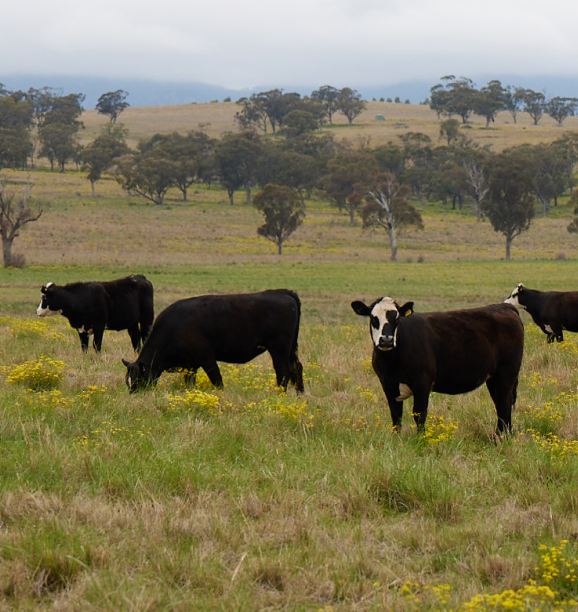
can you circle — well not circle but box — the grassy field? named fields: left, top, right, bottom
left=1, top=104, right=578, bottom=610
left=80, top=99, right=578, bottom=152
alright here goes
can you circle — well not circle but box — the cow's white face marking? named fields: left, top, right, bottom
left=504, top=283, right=525, bottom=310
left=37, top=282, right=60, bottom=317
left=370, top=297, right=399, bottom=349
left=36, top=301, right=60, bottom=317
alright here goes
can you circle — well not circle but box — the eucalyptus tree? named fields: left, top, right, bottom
left=311, top=85, right=340, bottom=123
left=544, top=97, right=578, bottom=126
left=81, top=124, right=130, bottom=195
left=521, top=89, right=546, bottom=125
left=0, top=181, right=42, bottom=267
left=324, top=151, right=378, bottom=222
left=483, top=149, right=535, bottom=260
left=335, top=88, right=366, bottom=124
left=96, top=90, right=130, bottom=123
left=215, top=130, right=263, bottom=204
left=253, top=184, right=305, bottom=254
left=472, top=80, right=507, bottom=128
left=350, top=172, right=423, bottom=261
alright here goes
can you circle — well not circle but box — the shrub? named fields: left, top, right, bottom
left=3, top=356, right=66, bottom=391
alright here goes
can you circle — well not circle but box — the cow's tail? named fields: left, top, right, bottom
left=286, top=290, right=304, bottom=393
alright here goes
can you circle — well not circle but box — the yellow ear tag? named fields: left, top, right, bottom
left=405, top=309, right=412, bottom=316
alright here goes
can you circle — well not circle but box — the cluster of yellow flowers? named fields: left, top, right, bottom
left=73, top=418, right=150, bottom=448
left=3, top=355, right=66, bottom=391
left=0, top=316, right=67, bottom=341
left=419, top=414, right=459, bottom=444
left=538, top=540, right=578, bottom=594
left=167, top=388, right=222, bottom=415
left=527, top=430, right=578, bottom=462
left=400, top=540, right=578, bottom=611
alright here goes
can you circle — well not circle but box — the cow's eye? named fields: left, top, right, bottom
left=370, top=316, right=380, bottom=329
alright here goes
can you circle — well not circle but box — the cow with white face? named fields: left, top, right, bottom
left=352, top=297, right=524, bottom=435
left=505, top=283, right=578, bottom=343
left=37, top=275, right=154, bottom=353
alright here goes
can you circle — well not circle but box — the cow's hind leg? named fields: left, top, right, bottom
left=78, top=331, right=89, bottom=352
left=127, top=325, right=142, bottom=351
left=486, top=376, right=516, bottom=436
left=269, top=348, right=293, bottom=391
left=201, top=361, right=224, bottom=389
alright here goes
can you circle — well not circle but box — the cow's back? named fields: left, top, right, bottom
left=102, top=275, right=154, bottom=331
left=143, top=290, right=300, bottom=363
left=398, top=303, right=523, bottom=394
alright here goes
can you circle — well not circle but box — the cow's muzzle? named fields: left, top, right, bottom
left=377, top=335, right=394, bottom=350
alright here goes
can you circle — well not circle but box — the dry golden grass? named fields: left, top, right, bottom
left=82, top=100, right=578, bottom=151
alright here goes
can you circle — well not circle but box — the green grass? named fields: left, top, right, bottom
left=2, top=162, right=578, bottom=609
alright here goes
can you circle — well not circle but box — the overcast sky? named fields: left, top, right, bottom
left=3, top=0, right=578, bottom=91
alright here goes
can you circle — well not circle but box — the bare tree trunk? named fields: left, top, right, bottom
left=2, top=238, right=13, bottom=267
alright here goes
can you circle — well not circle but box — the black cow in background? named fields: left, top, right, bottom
left=505, top=283, right=578, bottom=343
left=37, top=275, right=154, bottom=352
left=351, top=298, right=524, bottom=436
left=122, top=289, right=304, bottom=393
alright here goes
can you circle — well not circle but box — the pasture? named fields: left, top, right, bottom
left=1, top=106, right=578, bottom=609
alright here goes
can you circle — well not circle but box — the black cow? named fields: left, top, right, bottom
left=122, top=289, right=304, bottom=393
left=351, top=298, right=524, bottom=435
left=37, top=275, right=154, bottom=353
left=505, top=282, right=578, bottom=343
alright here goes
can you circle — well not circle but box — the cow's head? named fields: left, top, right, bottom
left=122, top=358, right=156, bottom=393
left=504, top=283, right=526, bottom=310
left=351, top=297, right=414, bottom=351
left=37, top=282, right=61, bottom=316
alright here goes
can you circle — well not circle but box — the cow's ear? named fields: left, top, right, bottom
left=41, top=285, right=47, bottom=294
left=517, top=283, right=524, bottom=293
left=399, top=301, right=414, bottom=317
left=121, top=358, right=132, bottom=368
left=351, top=301, right=371, bottom=317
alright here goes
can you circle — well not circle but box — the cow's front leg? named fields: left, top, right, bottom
left=92, top=327, right=104, bottom=352
left=411, top=390, right=430, bottom=433
left=78, top=330, right=89, bottom=352
left=385, top=394, right=404, bottom=431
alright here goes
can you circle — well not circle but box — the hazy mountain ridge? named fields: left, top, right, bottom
left=2, top=73, right=578, bottom=109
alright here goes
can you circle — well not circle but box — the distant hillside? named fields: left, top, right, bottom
left=2, top=73, right=578, bottom=109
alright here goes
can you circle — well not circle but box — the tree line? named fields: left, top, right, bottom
left=3, top=81, right=578, bottom=265
left=428, top=76, right=578, bottom=128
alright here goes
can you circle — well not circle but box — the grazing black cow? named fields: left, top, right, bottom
left=122, top=289, right=304, bottom=393
left=351, top=298, right=524, bottom=435
left=37, top=275, right=154, bottom=353
left=505, top=282, right=578, bottom=343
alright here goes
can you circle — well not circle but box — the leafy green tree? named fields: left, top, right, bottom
left=324, top=151, right=378, bottom=222
left=513, top=143, right=567, bottom=216
left=38, top=123, right=82, bottom=172
left=429, top=76, right=477, bottom=123
left=96, top=90, right=130, bottom=123
left=0, top=182, right=42, bottom=267
left=483, top=150, right=535, bottom=260
left=335, top=88, right=366, bottom=124
left=472, top=80, right=507, bottom=128
left=38, top=92, right=85, bottom=171
left=81, top=125, right=130, bottom=195
left=350, top=172, right=423, bottom=261
left=439, top=118, right=461, bottom=145
left=215, top=130, right=263, bottom=205
left=280, top=110, right=320, bottom=137
left=544, top=97, right=578, bottom=126
left=0, top=92, right=34, bottom=169
left=253, top=184, right=305, bottom=254
left=115, top=154, right=177, bottom=205
left=138, top=131, right=216, bottom=201
left=521, top=89, right=546, bottom=125
left=503, top=86, right=526, bottom=124
left=566, top=191, right=578, bottom=233
left=311, top=85, right=340, bottom=124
